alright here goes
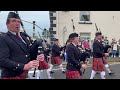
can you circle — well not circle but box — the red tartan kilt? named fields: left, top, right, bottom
left=102, top=57, right=108, bottom=64
left=66, top=70, right=82, bottom=79
left=51, top=56, right=62, bottom=65
left=92, top=58, right=105, bottom=71
left=0, top=71, right=28, bottom=79
left=38, top=60, right=50, bottom=70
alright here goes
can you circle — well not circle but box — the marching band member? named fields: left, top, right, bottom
left=50, top=38, right=65, bottom=74
left=101, top=36, right=114, bottom=75
left=66, top=33, right=87, bottom=79
left=0, top=12, right=41, bottom=79
left=90, top=31, right=109, bottom=79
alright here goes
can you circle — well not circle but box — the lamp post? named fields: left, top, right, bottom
left=21, top=19, right=49, bottom=39
left=33, top=21, right=35, bottom=38
left=44, top=28, right=47, bottom=39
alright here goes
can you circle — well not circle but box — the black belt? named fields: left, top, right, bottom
left=67, top=63, right=80, bottom=67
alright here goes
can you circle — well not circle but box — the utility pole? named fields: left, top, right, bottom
left=44, top=28, right=47, bottom=39
left=33, top=21, right=35, bottom=38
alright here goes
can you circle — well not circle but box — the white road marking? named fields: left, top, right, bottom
left=28, top=70, right=40, bottom=73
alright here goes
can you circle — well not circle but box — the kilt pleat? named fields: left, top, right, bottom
left=92, top=58, right=105, bottom=71
left=66, top=70, right=82, bottom=79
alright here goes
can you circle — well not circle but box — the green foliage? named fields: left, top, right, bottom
left=34, top=36, right=41, bottom=40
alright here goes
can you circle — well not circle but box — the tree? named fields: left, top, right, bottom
left=34, top=36, right=41, bottom=40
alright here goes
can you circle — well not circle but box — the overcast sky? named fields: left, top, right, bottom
left=0, top=11, right=50, bottom=37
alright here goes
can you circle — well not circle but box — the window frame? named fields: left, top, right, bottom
left=79, top=11, right=92, bottom=24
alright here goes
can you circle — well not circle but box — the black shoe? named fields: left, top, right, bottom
left=50, top=71, right=55, bottom=74
left=96, top=72, right=100, bottom=74
left=62, top=71, right=65, bottom=73
left=49, top=77, right=54, bottom=79
left=109, top=72, right=114, bottom=75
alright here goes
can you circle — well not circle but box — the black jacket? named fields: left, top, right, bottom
left=66, top=43, right=81, bottom=71
left=93, top=39, right=105, bottom=58
left=51, top=44, right=61, bottom=57
left=0, top=31, right=39, bottom=77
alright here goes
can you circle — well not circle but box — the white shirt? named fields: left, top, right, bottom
left=72, top=42, right=77, bottom=47
left=9, top=30, right=26, bottom=44
left=113, top=42, right=117, bottom=50
left=97, top=39, right=101, bottom=43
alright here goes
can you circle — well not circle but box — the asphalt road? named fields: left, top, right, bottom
left=1, top=57, right=120, bottom=79
left=82, top=64, right=120, bottom=79
left=28, top=63, right=120, bottom=79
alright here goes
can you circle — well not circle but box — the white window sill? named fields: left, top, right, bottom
left=79, top=21, right=92, bottom=24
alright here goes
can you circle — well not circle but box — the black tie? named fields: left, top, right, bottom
left=16, top=33, right=21, bottom=40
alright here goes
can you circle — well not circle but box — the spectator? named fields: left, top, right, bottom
left=111, top=38, right=117, bottom=57
left=117, top=39, right=120, bottom=57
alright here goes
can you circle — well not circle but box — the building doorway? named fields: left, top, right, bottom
left=79, top=32, right=91, bottom=41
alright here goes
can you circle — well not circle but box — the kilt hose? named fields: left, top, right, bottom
left=0, top=71, right=28, bottom=79
left=92, top=58, right=105, bottom=71
left=51, top=56, right=62, bottom=65
left=66, top=70, right=82, bottom=79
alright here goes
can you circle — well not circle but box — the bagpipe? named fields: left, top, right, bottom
left=44, top=48, right=51, bottom=63
left=38, top=46, right=49, bottom=70
left=77, top=45, right=91, bottom=74
left=80, top=50, right=90, bottom=62
left=45, top=48, right=51, bottom=57
left=59, top=46, right=66, bottom=59
left=104, top=44, right=111, bottom=53
left=41, top=39, right=52, bottom=63
left=77, top=44, right=91, bottom=62
left=32, top=46, right=50, bottom=77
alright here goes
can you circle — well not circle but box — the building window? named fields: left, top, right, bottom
left=50, top=31, right=56, bottom=34
left=51, top=24, right=56, bottom=27
left=49, top=27, right=53, bottom=31
left=50, top=20, right=53, bottom=24
left=80, top=11, right=90, bottom=21
left=50, top=13, right=53, bottom=16
left=50, top=17, right=56, bottom=20
left=79, top=11, right=92, bottom=24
